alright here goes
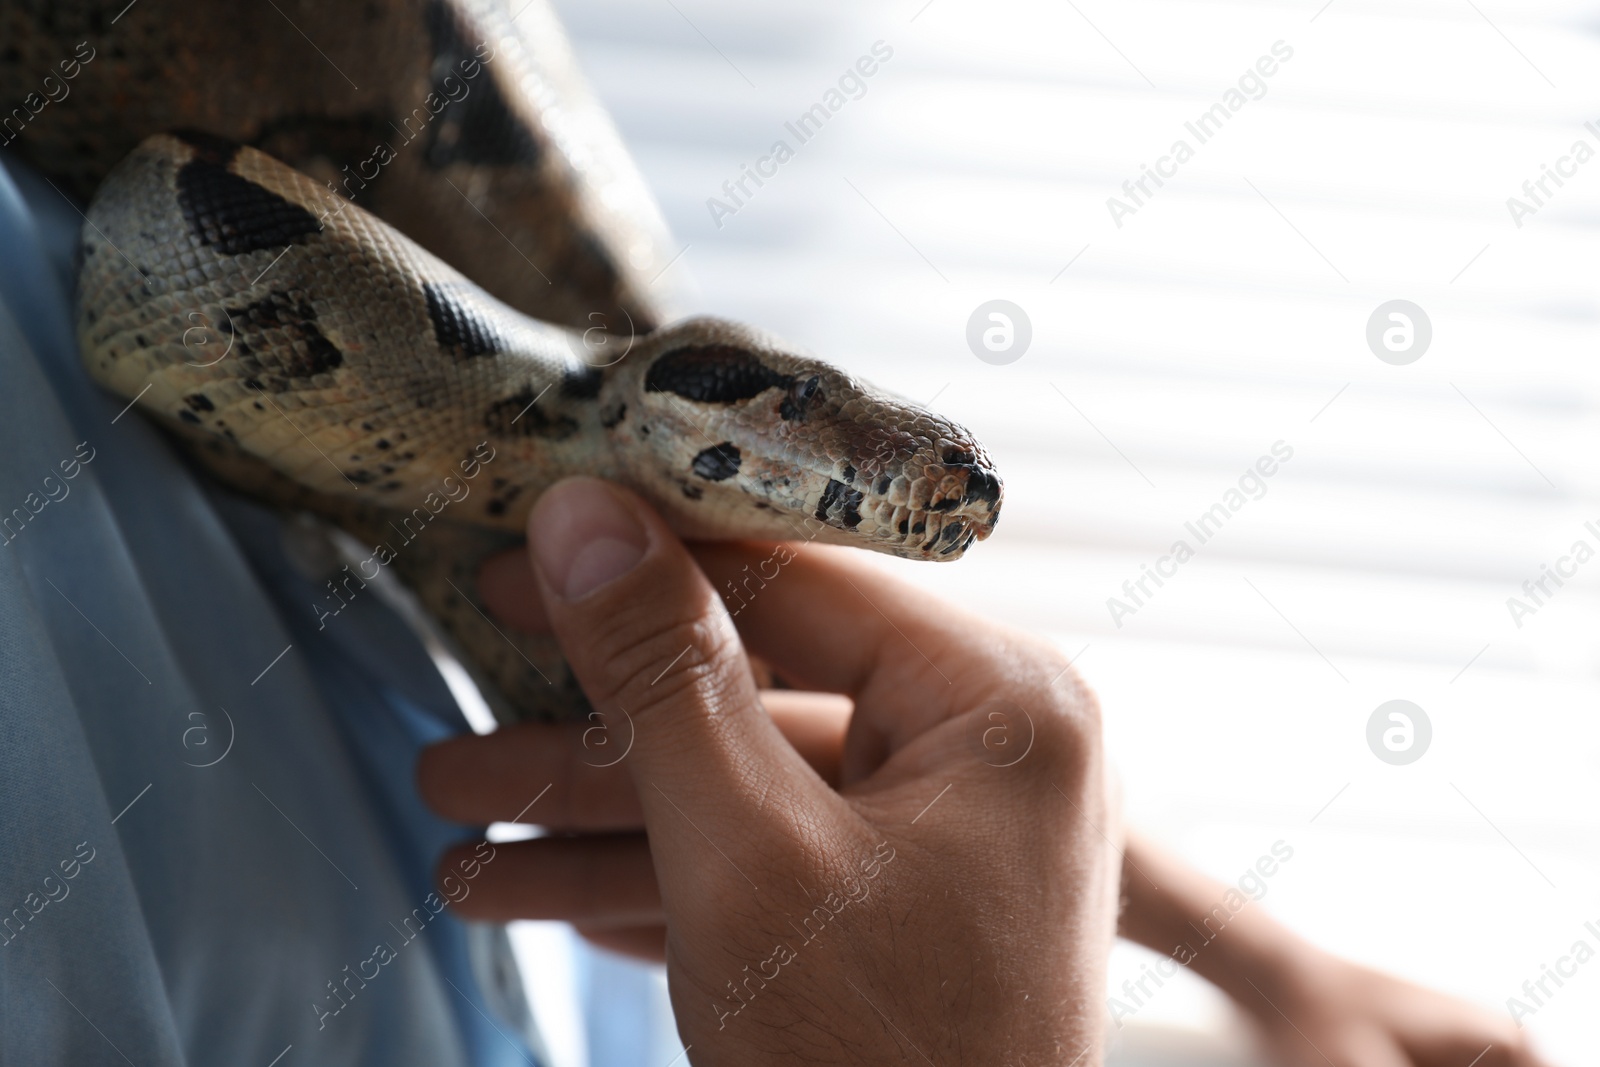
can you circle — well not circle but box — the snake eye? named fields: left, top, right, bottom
left=780, top=375, right=822, bottom=421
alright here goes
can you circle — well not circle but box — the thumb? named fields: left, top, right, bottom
left=525, top=477, right=824, bottom=868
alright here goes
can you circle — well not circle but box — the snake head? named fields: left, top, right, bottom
left=604, top=317, right=1002, bottom=561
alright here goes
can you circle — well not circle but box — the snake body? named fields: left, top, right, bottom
left=10, top=1, right=1003, bottom=722
left=3, top=0, right=667, bottom=333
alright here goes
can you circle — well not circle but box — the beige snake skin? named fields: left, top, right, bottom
left=8, top=1, right=1004, bottom=722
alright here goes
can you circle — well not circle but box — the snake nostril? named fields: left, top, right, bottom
left=961, top=466, right=1002, bottom=508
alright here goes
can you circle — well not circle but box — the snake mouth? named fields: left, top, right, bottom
left=813, top=461, right=1003, bottom=561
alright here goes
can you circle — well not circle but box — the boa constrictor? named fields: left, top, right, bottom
left=5, top=0, right=1003, bottom=722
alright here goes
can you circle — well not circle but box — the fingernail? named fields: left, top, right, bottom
left=529, top=478, right=648, bottom=600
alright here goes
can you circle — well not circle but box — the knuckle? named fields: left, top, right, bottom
left=1029, top=720, right=1100, bottom=803
left=578, top=592, right=741, bottom=718
left=953, top=636, right=1104, bottom=779
left=1024, top=659, right=1103, bottom=778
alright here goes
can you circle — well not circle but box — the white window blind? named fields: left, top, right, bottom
left=554, top=0, right=1600, bottom=1059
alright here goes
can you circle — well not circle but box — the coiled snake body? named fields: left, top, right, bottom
left=8, top=0, right=1002, bottom=722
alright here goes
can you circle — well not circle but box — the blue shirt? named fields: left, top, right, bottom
left=0, top=150, right=546, bottom=1066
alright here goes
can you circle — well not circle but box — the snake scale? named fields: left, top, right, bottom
left=5, top=0, right=1003, bottom=723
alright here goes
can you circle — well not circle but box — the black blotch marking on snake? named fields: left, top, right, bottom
left=176, top=144, right=321, bottom=256
left=692, top=443, right=741, bottom=482
left=600, top=402, right=627, bottom=429
left=423, top=282, right=502, bottom=360
left=173, top=129, right=239, bottom=166
left=184, top=393, right=214, bottom=412
left=484, top=387, right=577, bottom=440
left=560, top=364, right=604, bottom=399
left=815, top=478, right=864, bottom=528
left=250, top=113, right=396, bottom=180
left=225, top=290, right=343, bottom=378
left=645, top=344, right=792, bottom=403
left=422, top=0, right=542, bottom=168
left=483, top=484, right=524, bottom=517
left=875, top=475, right=892, bottom=495
left=840, top=463, right=856, bottom=484
left=562, top=232, right=631, bottom=327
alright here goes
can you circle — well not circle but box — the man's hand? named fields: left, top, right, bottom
left=1245, top=951, right=1554, bottom=1067
left=417, top=477, right=1119, bottom=1064
left=1116, top=834, right=1557, bottom=1067
left=418, top=687, right=852, bottom=962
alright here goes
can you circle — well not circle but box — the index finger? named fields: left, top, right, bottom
left=417, top=690, right=852, bottom=831
left=693, top=540, right=1028, bottom=704
left=478, top=531, right=1063, bottom=731
left=477, top=536, right=1005, bottom=703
